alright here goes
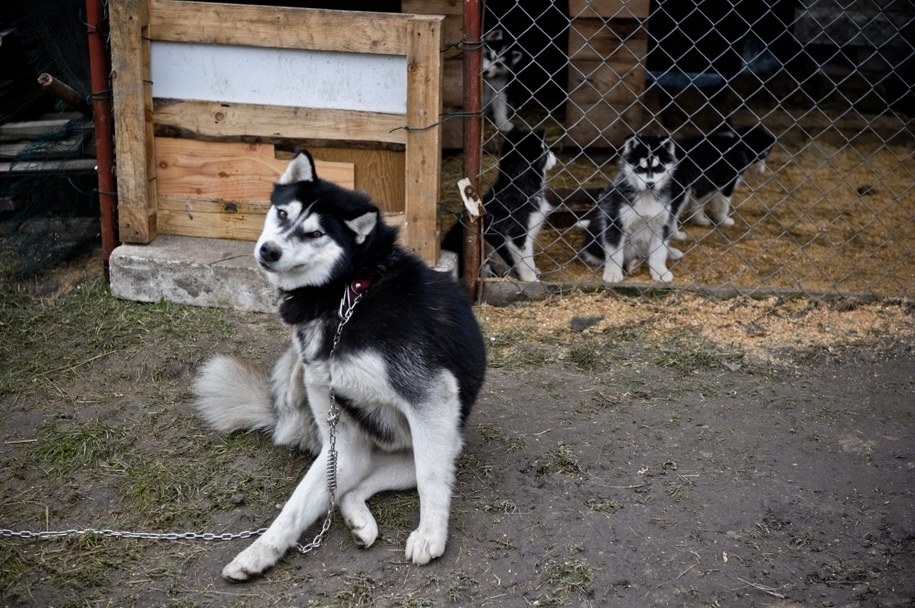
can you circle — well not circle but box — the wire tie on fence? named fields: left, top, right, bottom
left=389, top=111, right=481, bottom=135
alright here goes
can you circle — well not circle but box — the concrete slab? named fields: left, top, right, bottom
left=110, top=235, right=275, bottom=312
left=109, top=234, right=458, bottom=313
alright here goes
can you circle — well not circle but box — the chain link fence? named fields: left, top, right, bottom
left=449, top=0, right=913, bottom=300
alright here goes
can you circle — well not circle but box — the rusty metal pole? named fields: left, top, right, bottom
left=85, top=0, right=118, bottom=281
left=462, top=0, right=483, bottom=301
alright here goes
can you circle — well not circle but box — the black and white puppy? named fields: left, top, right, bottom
left=674, top=124, right=776, bottom=231
left=482, top=28, right=524, bottom=132
left=578, top=134, right=684, bottom=283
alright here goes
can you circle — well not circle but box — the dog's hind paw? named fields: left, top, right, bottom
left=405, top=526, right=447, bottom=565
left=341, top=498, right=379, bottom=548
left=221, top=543, right=281, bottom=582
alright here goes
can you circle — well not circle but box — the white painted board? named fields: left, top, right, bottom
left=150, top=41, right=407, bottom=114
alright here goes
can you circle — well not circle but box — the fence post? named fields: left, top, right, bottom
left=462, top=0, right=483, bottom=300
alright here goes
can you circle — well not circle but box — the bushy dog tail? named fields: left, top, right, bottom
left=193, top=355, right=277, bottom=435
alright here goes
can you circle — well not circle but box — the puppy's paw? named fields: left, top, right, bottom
left=721, top=217, right=735, bottom=226
left=602, top=269, right=624, bottom=284
left=222, top=543, right=281, bottom=582
left=653, top=269, right=673, bottom=283
left=405, top=526, right=447, bottom=565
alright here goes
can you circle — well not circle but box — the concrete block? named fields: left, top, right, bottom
left=110, top=234, right=460, bottom=312
left=110, top=235, right=276, bottom=312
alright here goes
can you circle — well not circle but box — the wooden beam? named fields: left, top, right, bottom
left=153, top=100, right=408, bottom=146
left=149, top=0, right=411, bottom=55
left=403, top=16, right=443, bottom=265
left=110, top=0, right=157, bottom=243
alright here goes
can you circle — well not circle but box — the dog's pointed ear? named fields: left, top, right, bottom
left=510, top=50, right=523, bottom=66
left=345, top=211, right=377, bottom=245
left=278, top=151, right=317, bottom=185
left=622, top=135, right=637, bottom=155
left=484, top=28, right=503, bottom=42
left=663, top=138, right=675, bottom=156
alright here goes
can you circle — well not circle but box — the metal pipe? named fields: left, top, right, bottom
left=37, top=73, right=92, bottom=116
left=462, top=0, right=483, bottom=301
left=85, top=0, right=118, bottom=281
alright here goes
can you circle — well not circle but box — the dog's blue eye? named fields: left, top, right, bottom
left=308, top=230, right=323, bottom=239
left=277, top=209, right=288, bottom=221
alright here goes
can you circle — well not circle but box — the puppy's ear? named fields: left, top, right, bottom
left=663, top=138, right=675, bottom=156
left=345, top=211, right=377, bottom=245
left=622, top=135, right=637, bottom=155
left=278, top=151, right=318, bottom=185
left=484, top=28, right=503, bottom=42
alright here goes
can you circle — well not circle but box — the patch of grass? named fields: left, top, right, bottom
left=475, top=424, right=526, bottom=453
left=484, top=326, right=557, bottom=369
left=25, top=418, right=128, bottom=477
left=0, top=278, right=234, bottom=397
left=0, top=541, right=26, bottom=591
left=531, top=442, right=582, bottom=479
left=447, top=573, right=478, bottom=602
left=537, top=554, right=595, bottom=605
left=367, top=492, right=420, bottom=534
left=585, top=498, right=621, bottom=514
left=334, top=574, right=377, bottom=607
left=652, top=328, right=742, bottom=374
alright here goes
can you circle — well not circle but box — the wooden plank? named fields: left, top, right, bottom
left=442, top=58, right=463, bottom=108
left=110, top=0, right=157, bottom=243
left=568, top=0, right=650, bottom=19
left=149, top=0, right=411, bottom=55
left=568, top=18, right=647, bottom=60
left=158, top=193, right=405, bottom=241
left=0, top=118, right=75, bottom=141
left=402, top=0, right=463, bottom=59
left=403, top=16, right=443, bottom=265
left=154, top=138, right=355, bottom=202
left=567, top=59, right=647, bottom=105
left=304, top=146, right=405, bottom=215
left=152, top=100, right=408, bottom=146
left=158, top=194, right=266, bottom=240
left=562, top=100, right=643, bottom=148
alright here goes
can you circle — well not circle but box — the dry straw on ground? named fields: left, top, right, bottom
left=479, top=291, right=914, bottom=364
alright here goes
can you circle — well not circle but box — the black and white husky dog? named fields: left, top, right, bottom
left=482, top=28, right=523, bottom=132
left=193, top=151, right=486, bottom=581
left=480, top=126, right=557, bottom=281
left=578, top=134, right=684, bottom=283
left=674, top=124, right=776, bottom=230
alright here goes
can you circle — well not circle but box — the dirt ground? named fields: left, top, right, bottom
left=1, top=246, right=914, bottom=608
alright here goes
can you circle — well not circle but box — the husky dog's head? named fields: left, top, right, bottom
left=482, top=29, right=523, bottom=81
left=255, top=151, right=379, bottom=291
left=500, top=126, right=558, bottom=177
left=619, top=134, right=676, bottom=192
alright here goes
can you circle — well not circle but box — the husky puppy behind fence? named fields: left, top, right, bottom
left=673, top=124, right=776, bottom=233
left=443, top=126, right=558, bottom=282
left=482, top=28, right=523, bottom=132
left=193, top=151, right=487, bottom=581
left=578, top=133, right=685, bottom=283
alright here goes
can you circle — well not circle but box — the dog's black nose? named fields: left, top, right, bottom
left=259, top=242, right=282, bottom=263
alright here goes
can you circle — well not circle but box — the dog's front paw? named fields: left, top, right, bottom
left=222, top=542, right=282, bottom=582
left=405, top=526, right=447, bottom=565
left=602, top=266, right=624, bottom=284
left=721, top=217, right=735, bottom=226
left=652, top=269, right=673, bottom=283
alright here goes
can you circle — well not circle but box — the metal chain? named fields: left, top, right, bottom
left=0, top=528, right=266, bottom=542
left=2, top=283, right=366, bottom=557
